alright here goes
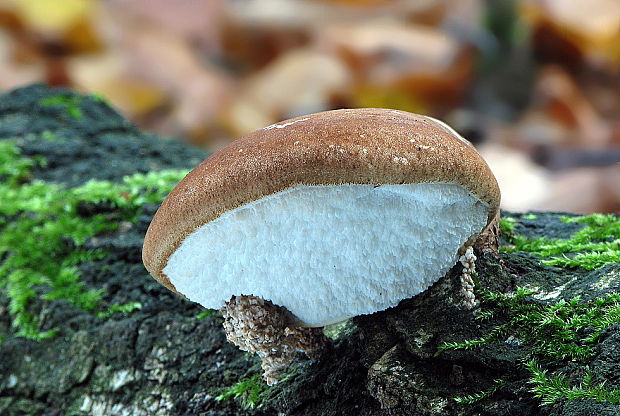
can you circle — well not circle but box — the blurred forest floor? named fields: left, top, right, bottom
left=0, top=0, right=619, bottom=213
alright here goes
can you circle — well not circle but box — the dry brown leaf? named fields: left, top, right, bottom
left=226, top=49, right=351, bottom=136
left=0, top=29, right=44, bottom=88
left=72, top=17, right=233, bottom=145
left=521, top=0, right=620, bottom=69
left=478, top=143, right=551, bottom=212
left=531, top=164, right=620, bottom=213
left=227, top=0, right=444, bottom=27
left=507, top=66, right=612, bottom=150
left=69, top=52, right=166, bottom=118
left=106, top=0, right=225, bottom=49
left=319, top=21, right=473, bottom=111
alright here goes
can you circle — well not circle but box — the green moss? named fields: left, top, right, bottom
left=499, top=217, right=517, bottom=233
left=437, top=287, right=620, bottom=406
left=40, top=94, right=84, bottom=119
left=0, top=397, right=46, bottom=415
left=441, top=214, right=620, bottom=406
left=0, top=141, right=33, bottom=185
left=453, top=378, right=507, bottom=404
left=501, top=214, right=619, bottom=270
left=97, top=301, right=142, bottom=319
left=196, top=309, right=219, bottom=319
left=215, top=373, right=267, bottom=409
left=89, top=92, right=110, bottom=105
left=39, top=130, right=65, bottom=142
left=439, top=289, right=620, bottom=360
left=499, top=216, right=518, bottom=246
left=323, top=320, right=351, bottom=340
left=522, top=213, right=538, bottom=220
left=526, top=359, right=620, bottom=405
left=0, top=140, right=188, bottom=340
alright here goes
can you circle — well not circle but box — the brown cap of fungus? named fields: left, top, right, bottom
left=142, top=108, right=500, bottom=293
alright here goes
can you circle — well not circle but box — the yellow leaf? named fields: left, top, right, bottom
left=11, top=0, right=93, bottom=33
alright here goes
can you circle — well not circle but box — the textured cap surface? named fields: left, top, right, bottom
left=142, top=108, right=500, bottom=293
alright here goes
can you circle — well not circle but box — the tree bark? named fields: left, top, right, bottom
left=0, top=85, right=618, bottom=416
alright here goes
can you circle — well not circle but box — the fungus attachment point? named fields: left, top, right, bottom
left=459, top=246, right=478, bottom=310
left=221, top=295, right=327, bottom=385
left=142, top=108, right=501, bottom=384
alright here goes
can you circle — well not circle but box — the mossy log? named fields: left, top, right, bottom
left=0, top=85, right=618, bottom=416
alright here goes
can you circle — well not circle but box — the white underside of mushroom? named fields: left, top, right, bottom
left=163, top=183, right=488, bottom=327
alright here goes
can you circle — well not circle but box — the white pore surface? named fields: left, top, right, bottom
left=164, top=183, right=488, bottom=326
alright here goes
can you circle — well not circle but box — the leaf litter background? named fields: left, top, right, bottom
left=0, top=0, right=618, bottom=213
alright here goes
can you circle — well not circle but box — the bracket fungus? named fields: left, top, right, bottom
left=142, top=108, right=500, bottom=385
